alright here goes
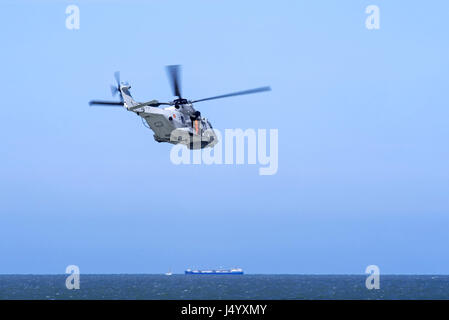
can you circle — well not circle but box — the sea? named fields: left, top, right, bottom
left=0, top=275, right=448, bottom=300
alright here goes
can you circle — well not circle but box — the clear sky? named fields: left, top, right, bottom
left=0, top=0, right=448, bottom=274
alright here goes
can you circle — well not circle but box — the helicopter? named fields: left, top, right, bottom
left=89, top=65, right=271, bottom=149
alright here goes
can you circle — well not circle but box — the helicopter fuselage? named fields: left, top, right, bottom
left=129, top=103, right=217, bottom=149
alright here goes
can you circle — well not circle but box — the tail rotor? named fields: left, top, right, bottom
left=89, top=71, right=125, bottom=107
left=110, top=71, right=123, bottom=101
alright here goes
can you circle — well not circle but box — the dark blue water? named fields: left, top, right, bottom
left=1, top=275, right=448, bottom=299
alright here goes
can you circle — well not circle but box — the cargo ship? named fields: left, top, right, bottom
left=185, top=268, right=244, bottom=275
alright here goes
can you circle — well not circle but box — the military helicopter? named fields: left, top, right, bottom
left=89, top=65, right=271, bottom=149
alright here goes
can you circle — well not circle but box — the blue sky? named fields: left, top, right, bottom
left=0, top=1, right=448, bottom=274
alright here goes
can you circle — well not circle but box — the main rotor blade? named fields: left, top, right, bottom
left=192, top=86, right=271, bottom=103
left=166, top=65, right=182, bottom=98
left=89, top=100, right=124, bottom=106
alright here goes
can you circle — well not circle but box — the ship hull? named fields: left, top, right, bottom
left=185, top=270, right=244, bottom=275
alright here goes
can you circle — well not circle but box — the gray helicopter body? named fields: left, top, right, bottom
left=122, top=87, right=217, bottom=149
left=89, top=65, right=270, bottom=149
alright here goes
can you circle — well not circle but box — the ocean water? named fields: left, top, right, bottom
left=0, top=275, right=448, bottom=300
